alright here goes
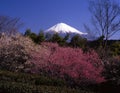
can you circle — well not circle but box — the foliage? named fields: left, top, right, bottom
left=48, top=33, right=67, bottom=46
left=63, top=33, right=69, bottom=41
left=103, top=57, right=120, bottom=85
left=31, top=42, right=105, bottom=86
left=0, top=70, right=96, bottom=93
left=0, top=81, right=96, bottom=93
left=0, top=70, right=66, bottom=87
left=36, top=31, right=45, bottom=44
left=0, top=34, right=38, bottom=72
left=88, top=36, right=104, bottom=49
left=87, top=39, right=120, bottom=61
left=24, top=29, right=31, bottom=36
left=24, top=29, right=38, bottom=43
left=70, top=35, right=87, bottom=49
left=24, top=29, right=45, bottom=44
left=109, top=41, right=120, bottom=56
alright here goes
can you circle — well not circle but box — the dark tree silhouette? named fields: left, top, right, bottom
left=36, top=31, right=45, bottom=44
left=70, top=35, right=87, bottom=49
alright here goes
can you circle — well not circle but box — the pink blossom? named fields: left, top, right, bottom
left=31, top=42, right=105, bottom=85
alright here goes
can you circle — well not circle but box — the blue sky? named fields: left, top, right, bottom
left=0, top=0, right=120, bottom=39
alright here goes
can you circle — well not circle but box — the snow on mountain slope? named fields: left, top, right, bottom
left=44, top=23, right=87, bottom=36
left=44, top=23, right=89, bottom=42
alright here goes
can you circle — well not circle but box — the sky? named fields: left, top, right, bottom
left=0, top=0, right=120, bottom=39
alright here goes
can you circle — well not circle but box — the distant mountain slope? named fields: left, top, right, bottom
left=44, top=23, right=88, bottom=39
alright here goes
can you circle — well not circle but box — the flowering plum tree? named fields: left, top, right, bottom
left=0, top=34, right=38, bottom=72
left=31, top=42, right=105, bottom=85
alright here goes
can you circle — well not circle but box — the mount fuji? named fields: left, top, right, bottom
left=44, top=23, right=88, bottom=40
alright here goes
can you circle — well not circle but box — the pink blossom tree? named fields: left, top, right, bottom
left=31, top=42, right=105, bottom=85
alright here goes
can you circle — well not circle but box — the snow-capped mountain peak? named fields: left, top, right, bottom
left=44, top=23, right=89, bottom=41
left=45, top=23, right=87, bottom=35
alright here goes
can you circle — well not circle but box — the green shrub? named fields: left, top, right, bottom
left=0, top=81, right=95, bottom=93
left=35, top=77, right=65, bottom=86
left=0, top=70, right=66, bottom=86
left=70, top=35, right=87, bottom=49
left=0, top=70, right=96, bottom=93
left=0, top=81, right=33, bottom=93
left=110, top=41, right=120, bottom=56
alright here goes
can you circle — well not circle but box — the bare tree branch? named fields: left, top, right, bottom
left=0, top=16, right=22, bottom=36
left=85, top=0, right=120, bottom=48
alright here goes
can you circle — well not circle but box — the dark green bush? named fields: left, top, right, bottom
left=0, top=70, right=66, bottom=86
left=110, top=41, right=120, bottom=56
left=0, top=81, right=33, bottom=93
left=0, top=81, right=95, bottom=93
left=70, top=35, right=87, bottom=49
left=0, top=70, right=96, bottom=93
left=35, top=77, right=65, bottom=86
